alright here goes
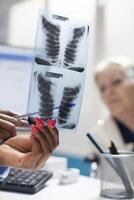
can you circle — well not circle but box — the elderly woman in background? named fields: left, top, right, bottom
left=92, top=56, right=134, bottom=152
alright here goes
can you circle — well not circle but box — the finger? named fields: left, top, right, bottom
left=40, top=125, right=56, bottom=149
left=0, top=113, right=26, bottom=127
left=35, top=152, right=49, bottom=169
left=32, top=128, right=53, bottom=154
left=0, top=118, right=16, bottom=137
left=40, top=125, right=59, bottom=148
left=31, top=125, right=54, bottom=153
left=31, top=136, right=51, bottom=169
left=48, top=126, right=59, bottom=147
left=35, top=118, right=59, bottom=148
left=31, top=138, right=46, bottom=169
left=0, top=128, right=10, bottom=141
left=0, top=110, right=19, bottom=116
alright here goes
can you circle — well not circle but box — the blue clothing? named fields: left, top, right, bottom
left=0, top=167, right=10, bottom=181
left=115, top=119, right=134, bottom=151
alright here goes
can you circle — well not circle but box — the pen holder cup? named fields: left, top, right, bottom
left=100, top=152, right=134, bottom=199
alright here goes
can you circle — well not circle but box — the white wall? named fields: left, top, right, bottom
left=104, top=0, right=134, bottom=58
left=8, top=0, right=47, bottom=47
left=56, top=0, right=134, bottom=157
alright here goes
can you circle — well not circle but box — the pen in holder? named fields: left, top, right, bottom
left=107, top=141, right=133, bottom=198
left=100, top=151, right=134, bottom=199
left=86, top=133, right=134, bottom=199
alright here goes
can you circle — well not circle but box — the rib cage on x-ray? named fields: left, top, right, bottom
left=35, top=15, right=89, bottom=72
left=42, top=16, right=60, bottom=65
left=36, top=70, right=81, bottom=129
left=63, top=26, right=86, bottom=72
left=37, top=73, right=54, bottom=121
left=27, top=12, right=90, bottom=132
left=57, top=85, right=81, bottom=129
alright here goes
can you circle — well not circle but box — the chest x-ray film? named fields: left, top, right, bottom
left=27, top=11, right=90, bottom=132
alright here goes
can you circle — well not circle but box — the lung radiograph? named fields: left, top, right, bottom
left=27, top=11, right=90, bottom=132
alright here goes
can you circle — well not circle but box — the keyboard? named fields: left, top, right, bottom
left=0, top=168, right=53, bottom=194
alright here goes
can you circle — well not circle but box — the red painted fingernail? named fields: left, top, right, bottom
left=47, top=119, right=56, bottom=128
left=30, top=124, right=40, bottom=133
left=35, top=117, right=44, bottom=127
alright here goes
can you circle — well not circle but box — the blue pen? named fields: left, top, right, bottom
left=15, top=103, right=76, bottom=119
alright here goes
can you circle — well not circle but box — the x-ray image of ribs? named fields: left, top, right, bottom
left=58, top=85, right=81, bottom=127
left=63, top=26, right=86, bottom=72
left=35, top=16, right=61, bottom=66
left=37, top=73, right=55, bottom=121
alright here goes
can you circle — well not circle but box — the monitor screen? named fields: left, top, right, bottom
left=0, top=44, right=33, bottom=114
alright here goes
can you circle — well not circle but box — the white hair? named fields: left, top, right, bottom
left=94, top=56, right=134, bottom=81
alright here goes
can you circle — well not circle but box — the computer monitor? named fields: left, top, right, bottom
left=0, top=44, right=33, bottom=113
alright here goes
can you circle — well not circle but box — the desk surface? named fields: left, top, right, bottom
left=0, top=176, right=133, bottom=200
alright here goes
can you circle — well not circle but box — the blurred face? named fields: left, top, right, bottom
left=96, top=64, right=129, bottom=117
